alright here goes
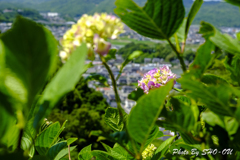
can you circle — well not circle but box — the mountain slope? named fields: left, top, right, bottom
left=0, top=0, right=240, bottom=27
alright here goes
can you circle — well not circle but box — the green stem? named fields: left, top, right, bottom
left=17, top=129, right=23, bottom=150
left=167, top=38, right=187, bottom=73
left=100, top=56, right=124, bottom=117
left=68, top=145, right=72, bottom=160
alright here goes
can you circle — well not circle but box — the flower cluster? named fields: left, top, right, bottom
left=142, top=144, right=157, bottom=159
left=138, top=66, right=176, bottom=94
left=60, top=13, right=124, bottom=61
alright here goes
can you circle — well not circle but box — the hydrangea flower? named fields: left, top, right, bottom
left=60, top=13, right=124, bottom=61
left=138, top=66, right=176, bottom=94
left=142, top=144, right=157, bottom=159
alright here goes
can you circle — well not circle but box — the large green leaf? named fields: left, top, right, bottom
left=183, top=40, right=215, bottom=79
left=0, top=16, right=58, bottom=113
left=114, top=0, right=185, bottom=39
left=46, top=141, right=67, bottom=160
left=35, top=122, right=65, bottom=155
left=202, top=111, right=239, bottom=136
left=157, top=98, right=198, bottom=132
left=127, top=80, right=173, bottom=144
left=199, top=22, right=240, bottom=55
left=78, top=144, right=93, bottom=160
left=34, top=44, right=88, bottom=127
left=185, top=0, right=203, bottom=40
left=104, top=107, right=124, bottom=132
left=46, top=141, right=76, bottom=160
left=111, top=143, right=134, bottom=160
left=143, top=126, right=163, bottom=149
left=180, top=79, right=237, bottom=117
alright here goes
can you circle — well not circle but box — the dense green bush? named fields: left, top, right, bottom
left=47, top=81, right=114, bottom=159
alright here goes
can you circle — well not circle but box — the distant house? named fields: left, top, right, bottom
left=47, top=12, right=59, bottom=17
left=117, top=77, right=127, bottom=85
left=144, top=58, right=151, bottom=63
left=152, top=58, right=161, bottom=63
left=121, top=86, right=134, bottom=94
left=3, top=9, right=13, bottom=13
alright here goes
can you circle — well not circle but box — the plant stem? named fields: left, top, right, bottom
left=167, top=39, right=187, bottom=73
left=100, top=56, right=124, bottom=117
left=17, top=129, right=23, bottom=150
left=68, top=145, right=71, bottom=160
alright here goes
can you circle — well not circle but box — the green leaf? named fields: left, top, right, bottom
left=201, top=74, right=228, bottom=85
left=152, top=136, right=177, bottom=160
left=199, top=22, right=240, bottom=55
left=183, top=40, right=215, bottom=79
left=35, top=122, right=64, bottom=155
left=185, top=0, right=203, bottom=40
left=180, top=79, right=236, bottom=116
left=85, top=73, right=109, bottom=87
left=117, top=51, right=142, bottom=80
left=111, top=143, right=134, bottom=160
left=237, top=32, right=240, bottom=41
left=105, top=49, right=117, bottom=62
left=104, top=107, right=124, bottom=132
left=144, top=126, right=163, bottom=149
left=157, top=98, right=198, bottom=132
left=34, top=44, right=88, bottom=127
left=55, top=146, right=76, bottom=160
left=91, top=150, right=115, bottom=160
left=78, top=144, right=93, bottom=160
left=21, top=133, right=35, bottom=158
left=46, top=141, right=67, bottom=160
left=101, top=142, right=112, bottom=153
left=0, top=16, right=58, bottom=113
left=225, top=0, right=240, bottom=7
left=127, top=80, right=173, bottom=144
left=202, top=111, right=239, bottom=136
left=169, top=139, right=202, bottom=155
left=171, top=18, right=187, bottom=46
left=0, top=106, right=16, bottom=143
left=67, top=138, right=78, bottom=145
left=225, top=55, right=240, bottom=85
left=127, top=87, right=144, bottom=101
left=114, top=0, right=185, bottom=39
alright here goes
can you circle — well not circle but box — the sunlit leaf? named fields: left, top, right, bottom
left=127, top=80, right=173, bottom=144
left=199, top=22, right=240, bottom=55
left=34, top=44, right=89, bottom=127
left=115, top=0, right=185, bottom=39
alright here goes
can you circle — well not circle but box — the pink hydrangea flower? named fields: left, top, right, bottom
left=138, top=66, right=176, bottom=94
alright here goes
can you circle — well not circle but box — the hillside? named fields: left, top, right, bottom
left=0, top=0, right=240, bottom=27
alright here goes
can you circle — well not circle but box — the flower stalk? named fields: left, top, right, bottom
left=100, top=56, right=125, bottom=117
